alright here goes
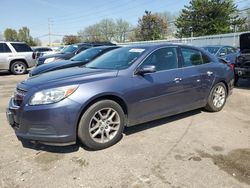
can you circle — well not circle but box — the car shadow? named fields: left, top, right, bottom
left=124, top=109, right=202, bottom=136
left=20, top=109, right=202, bottom=153
left=20, top=139, right=80, bottom=153
left=235, top=79, right=250, bottom=90
left=0, top=70, right=30, bottom=76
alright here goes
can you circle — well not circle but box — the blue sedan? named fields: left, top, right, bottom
left=6, top=44, right=234, bottom=150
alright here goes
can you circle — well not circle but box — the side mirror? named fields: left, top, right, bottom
left=135, top=65, right=156, bottom=75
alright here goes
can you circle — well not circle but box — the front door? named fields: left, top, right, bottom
left=129, top=47, right=186, bottom=124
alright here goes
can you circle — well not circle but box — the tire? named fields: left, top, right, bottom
left=10, top=61, right=27, bottom=75
left=205, top=82, right=227, bottom=112
left=78, top=100, right=125, bottom=150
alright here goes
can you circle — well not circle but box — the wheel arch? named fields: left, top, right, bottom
left=216, top=80, right=229, bottom=95
left=9, top=59, right=28, bottom=70
left=75, top=94, right=129, bottom=138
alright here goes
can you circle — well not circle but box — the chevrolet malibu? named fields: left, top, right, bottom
left=6, top=44, right=234, bottom=150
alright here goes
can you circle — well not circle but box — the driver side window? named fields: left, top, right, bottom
left=141, top=47, right=178, bottom=71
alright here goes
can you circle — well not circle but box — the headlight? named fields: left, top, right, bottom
left=44, top=57, right=56, bottom=64
left=29, top=85, right=78, bottom=105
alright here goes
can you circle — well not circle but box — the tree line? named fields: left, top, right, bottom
left=3, top=27, right=41, bottom=46
left=63, top=0, right=250, bottom=44
left=2, top=0, right=250, bottom=45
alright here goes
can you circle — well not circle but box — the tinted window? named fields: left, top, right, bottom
left=0, top=43, right=11, bottom=53
left=227, top=47, right=237, bottom=54
left=71, top=48, right=103, bottom=61
left=76, top=47, right=88, bottom=54
left=202, top=54, right=211, bottom=64
left=181, top=48, right=203, bottom=67
left=86, top=47, right=147, bottom=70
left=203, top=47, right=220, bottom=55
left=142, top=47, right=178, bottom=71
left=61, top=45, right=79, bottom=53
left=11, top=43, right=32, bottom=52
left=219, top=47, right=227, bottom=55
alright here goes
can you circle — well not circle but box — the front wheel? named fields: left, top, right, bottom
left=78, top=100, right=125, bottom=150
left=205, top=82, right=227, bottom=112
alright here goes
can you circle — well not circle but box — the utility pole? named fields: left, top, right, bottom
left=48, top=18, right=52, bottom=46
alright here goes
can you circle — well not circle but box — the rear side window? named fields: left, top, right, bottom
left=11, top=43, right=32, bottom=52
left=181, top=48, right=211, bottom=67
left=0, top=43, right=11, bottom=53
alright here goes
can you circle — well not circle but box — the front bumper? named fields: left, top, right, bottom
left=6, top=97, right=82, bottom=146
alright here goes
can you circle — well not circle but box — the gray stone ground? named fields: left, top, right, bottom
left=0, top=71, right=249, bottom=188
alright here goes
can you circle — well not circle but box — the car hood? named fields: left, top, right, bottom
left=240, top=33, right=250, bottom=53
left=31, top=60, right=86, bottom=76
left=40, top=52, right=73, bottom=60
left=20, top=67, right=118, bottom=89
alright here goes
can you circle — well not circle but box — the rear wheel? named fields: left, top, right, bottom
left=10, top=61, right=27, bottom=75
left=78, top=100, right=125, bottom=150
left=205, top=82, right=227, bottom=112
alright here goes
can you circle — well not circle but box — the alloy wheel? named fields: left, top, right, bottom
left=89, top=108, right=121, bottom=143
left=212, top=85, right=226, bottom=108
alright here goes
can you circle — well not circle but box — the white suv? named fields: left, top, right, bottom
left=0, top=42, right=36, bottom=74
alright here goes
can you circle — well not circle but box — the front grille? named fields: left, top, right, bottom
left=14, top=88, right=27, bottom=106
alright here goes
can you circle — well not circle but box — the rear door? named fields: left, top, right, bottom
left=0, top=43, right=12, bottom=70
left=179, top=47, right=211, bottom=108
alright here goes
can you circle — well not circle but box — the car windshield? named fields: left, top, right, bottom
left=85, top=47, right=147, bottom=70
left=61, top=45, right=78, bottom=53
left=71, top=48, right=103, bottom=61
left=203, top=47, right=220, bottom=54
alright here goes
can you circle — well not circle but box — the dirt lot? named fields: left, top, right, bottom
left=0, top=71, right=249, bottom=188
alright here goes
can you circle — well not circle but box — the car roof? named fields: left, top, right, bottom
left=89, top=45, right=120, bottom=50
left=0, top=41, right=26, bottom=44
left=75, top=42, right=116, bottom=46
left=123, top=43, right=201, bottom=50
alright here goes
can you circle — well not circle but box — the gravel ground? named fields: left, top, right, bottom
left=0, top=71, right=249, bottom=188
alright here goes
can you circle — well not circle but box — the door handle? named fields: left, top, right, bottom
left=207, top=71, right=213, bottom=76
left=174, top=77, right=182, bottom=83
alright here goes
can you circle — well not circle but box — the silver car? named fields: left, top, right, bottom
left=0, top=42, right=36, bottom=74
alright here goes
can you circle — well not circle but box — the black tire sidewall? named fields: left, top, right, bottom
left=206, top=82, right=227, bottom=112
left=78, top=100, right=125, bottom=150
left=11, top=61, right=27, bottom=75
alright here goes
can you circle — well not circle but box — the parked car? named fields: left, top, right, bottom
left=30, top=46, right=119, bottom=76
left=6, top=44, right=234, bottom=150
left=33, top=47, right=56, bottom=59
left=0, top=42, right=36, bottom=74
left=203, top=45, right=238, bottom=58
left=234, top=33, right=250, bottom=84
left=36, top=42, right=116, bottom=66
left=51, top=46, right=65, bottom=52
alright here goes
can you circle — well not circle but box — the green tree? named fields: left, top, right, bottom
left=135, top=11, right=168, bottom=41
left=175, top=0, right=246, bottom=38
left=62, top=35, right=81, bottom=45
left=18, top=27, right=36, bottom=46
left=239, top=8, right=250, bottom=31
left=113, top=19, right=132, bottom=42
left=4, top=28, right=18, bottom=41
left=78, top=18, right=132, bottom=42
